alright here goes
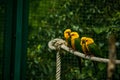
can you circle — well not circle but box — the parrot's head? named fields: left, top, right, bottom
left=81, top=37, right=94, bottom=45
left=64, top=29, right=71, bottom=40
left=85, top=37, right=94, bottom=45
left=70, top=32, right=79, bottom=39
left=81, top=37, right=86, bottom=45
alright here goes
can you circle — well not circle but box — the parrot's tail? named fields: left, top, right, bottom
left=77, top=56, right=82, bottom=73
left=93, top=61, right=98, bottom=74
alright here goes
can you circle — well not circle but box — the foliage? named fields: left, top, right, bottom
left=0, top=3, right=5, bottom=79
left=26, top=0, right=120, bottom=80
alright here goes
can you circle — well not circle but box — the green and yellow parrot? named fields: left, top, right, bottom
left=70, top=32, right=82, bottom=52
left=80, top=37, right=102, bottom=74
left=70, top=32, right=83, bottom=73
left=80, top=37, right=102, bottom=57
left=64, top=29, right=72, bottom=47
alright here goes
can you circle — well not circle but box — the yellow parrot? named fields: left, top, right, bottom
left=64, top=29, right=72, bottom=47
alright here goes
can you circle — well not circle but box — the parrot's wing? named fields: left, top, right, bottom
left=88, top=43, right=103, bottom=74
left=88, top=43, right=102, bottom=57
left=74, top=38, right=82, bottom=53
left=67, top=37, right=71, bottom=47
left=74, top=38, right=83, bottom=73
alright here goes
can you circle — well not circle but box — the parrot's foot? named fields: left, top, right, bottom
left=68, top=47, right=72, bottom=51
left=90, top=54, right=94, bottom=57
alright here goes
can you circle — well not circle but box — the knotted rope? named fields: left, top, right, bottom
left=56, top=51, right=61, bottom=80
left=48, top=38, right=66, bottom=80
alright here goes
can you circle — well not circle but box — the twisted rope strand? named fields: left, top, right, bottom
left=56, top=51, right=61, bottom=80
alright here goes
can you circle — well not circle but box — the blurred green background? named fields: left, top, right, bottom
left=0, top=0, right=120, bottom=80
left=26, top=0, right=120, bottom=80
left=0, top=3, right=5, bottom=80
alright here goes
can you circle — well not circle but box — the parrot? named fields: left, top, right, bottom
left=80, top=37, right=102, bottom=74
left=64, top=29, right=72, bottom=47
left=70, top=32, right=83, bottom=73
left=80, top=37, right=102, bottom=57
left=70, top=32, right=82, bottom=52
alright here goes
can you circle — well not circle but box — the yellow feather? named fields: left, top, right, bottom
left=70, top=32, right=79, bottom=49
left=81, top=37, right=95, bottom=55
left=64, top=29, right=71, bottom=40
left=64, top=29, right=71, bottom=46
left=85, top=37, right=94, bottom=45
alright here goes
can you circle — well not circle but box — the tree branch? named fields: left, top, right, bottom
left=48, top=38, right=120, bottom=64
left=107, top=34, right=116, bottom=80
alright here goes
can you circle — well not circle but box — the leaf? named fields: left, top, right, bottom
left=93, top=27, right=108, bottom=34
left=98, top=63, right=106, bottom=71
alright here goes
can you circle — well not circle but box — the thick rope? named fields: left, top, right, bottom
left=56, top=51, right=61, bottom=80
left=48, top=38, right=66, bottom=80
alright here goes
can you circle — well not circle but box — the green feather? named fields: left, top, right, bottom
left=88, top=43, right=102, bottom=57
left=87, top=43, right=100, bottom=74
left=74, top=38, right=83, bottom=73
left=74, top=38, right=82, bottom=53
left=67, top=37, right=71, bottom=48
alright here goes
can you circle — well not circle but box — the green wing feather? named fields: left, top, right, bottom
left=88, top=43, right=103, bottom=74
left=88, top=43, right=102, bottom=57
left=74, top=38, right=82, bottom=52
left=67, top=37, right=71, bottom=47
left=74, top=38, right=83, bottom=73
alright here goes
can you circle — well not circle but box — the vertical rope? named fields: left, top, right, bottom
left=56, top=50, right=61, bottom=80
